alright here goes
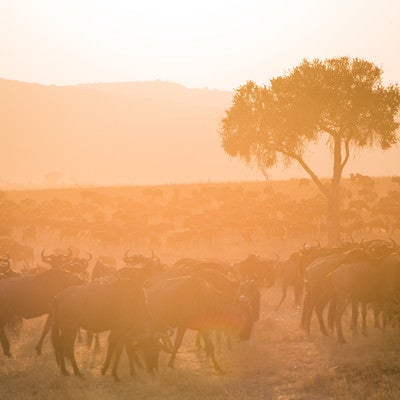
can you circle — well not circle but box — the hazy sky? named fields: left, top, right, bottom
left=1, top=0, right=399, bottom=90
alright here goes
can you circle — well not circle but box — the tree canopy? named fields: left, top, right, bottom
left=219, top=57, right=400, bottom=242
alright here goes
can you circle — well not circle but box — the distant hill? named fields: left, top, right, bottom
left=1, top=78, right=399, bottom=189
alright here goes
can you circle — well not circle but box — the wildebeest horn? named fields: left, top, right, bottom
left=389, top=238, right=397, bottom=249
left=123, top=249, right=134, bottom=263
left=41, top=248, right=52, bottom=262
left=85, top=252, right=93, bottom=261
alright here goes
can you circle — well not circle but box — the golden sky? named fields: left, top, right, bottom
left=1, top=0, right=399, bottom=188
left=1, top=0, right=399, bottom=90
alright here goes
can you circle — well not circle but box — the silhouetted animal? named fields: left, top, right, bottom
left=0, top=269, right=83, bottom=357
left=51, top=279, right=158, bottom=380
left=328, top=253, right=400, bottom=343
left=147, top=276, right=253, bottom=373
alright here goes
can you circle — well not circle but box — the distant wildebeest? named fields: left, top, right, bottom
left=0, top=238, right=34, bottom=268
left=146, top=275, right=254, bottom=373
left=51, top=279, right=158, bottom=380
left=0, top=269, right=83, bottom=357
left=0, top=254, right=20, bottom=279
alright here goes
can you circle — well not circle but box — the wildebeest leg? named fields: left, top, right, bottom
left=301, top=291, right=314, bottom=335
left=327, top=298, right=336, bottom=333
left=58, top=335, right=69, bottom=376
left=168, top=327, right=186, bottom=368
left=315, top=298, right=329, bottom=336
left=351, top=301, right=359, bottom=336
left=111, top=341, right=124, bottom=382
left=125, top=343, right=139, bottom=377
left=101, top=332, right=116, bottom=376
left=0, top=322, right=11, bottom=357
left=295, top=282, right=303, bottom=309
left=361, top=302, right=368, bottom=336
left=36, top=312, right=53, bottom=355
left=334, top=298, right=348, bottom=344
left=275, top=283, right=288, bottom=311
left=64, top=329, right=82, bottom=377
left=201, top=331, right=224, bottom=374
left=94, top=333, right=101, bottom=353
left=373, top=303, right=381, bottom=329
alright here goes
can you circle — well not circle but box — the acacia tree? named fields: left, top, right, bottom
left=219, top=57, right=400, bottom=243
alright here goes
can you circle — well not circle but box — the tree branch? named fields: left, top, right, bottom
left=277, top=147, right=330, bottom=198
left=340, top=139, right=350, bottom=172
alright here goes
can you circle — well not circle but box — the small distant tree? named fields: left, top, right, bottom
left=219, top=57, right=400, bottom=243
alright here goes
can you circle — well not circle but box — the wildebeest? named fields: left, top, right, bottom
left=328, top=251, right=400, bottom=343
left=146, top=275, right=254, bottom=373
left=0, top=254, right=20, bottom=279
left=41, top=248, right=73, bottom=269
left=51, top=279, right=158, bottom=380
left=300, top=247, right=371, bottom=336
left=63, top=252, right=92, bottom=278
left=0, top=269, right=83, bottom=357
left=275, top=251, right=302, bottom=310
left=234, top=254, right=278, bottom=287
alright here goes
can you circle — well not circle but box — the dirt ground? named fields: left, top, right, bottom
left=2, top=285, right=400, bottom=400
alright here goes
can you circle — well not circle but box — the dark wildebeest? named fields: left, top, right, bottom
left=63, top=252, right=92, bottom=278
left=234, top=254, right=278, bottom=287
left=300, top=247, right=372, bottom=336
left=146, top=275, right=254, bottom=373
left=41, top=248, right=73, bottom=269
left=0, top=269, right=83, bottom=357
left=277, top=242, right=353, bottom=312
left=328, top=252, right=400, bottom=343
left=51, top=279, right=158, bottom=380
left=275, top=251, right=303, bottom=310
left=0, top=254, right=20, bottom=279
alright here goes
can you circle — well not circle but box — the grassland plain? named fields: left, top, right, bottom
left=2, top=286, right=400, bottom=400
left=1, top=178, right=400, bottom=399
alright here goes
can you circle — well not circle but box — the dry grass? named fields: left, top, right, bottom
left=2, top=287, right=400, bottom=400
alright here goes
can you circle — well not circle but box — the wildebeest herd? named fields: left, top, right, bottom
left=1, top=238, right=400, bottom=382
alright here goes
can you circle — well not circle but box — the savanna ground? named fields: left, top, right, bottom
left=2, top=283, right=400, bottom=400
left=1, top=178, right=400, bottom=399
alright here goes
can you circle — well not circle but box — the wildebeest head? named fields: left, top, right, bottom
left=123, top=250, right=164, bottom=281
left=41, top=248, right=72, bottom=269
left=237, top=280, right=260, bottom=322
left=63, top=252, right=92, bottom=275
left=236, top=294, right=254, bottom=341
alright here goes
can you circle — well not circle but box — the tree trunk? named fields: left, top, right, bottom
left=327, top=136, right=343, bottom=244
left=327, top=191, right=340, bottom=244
